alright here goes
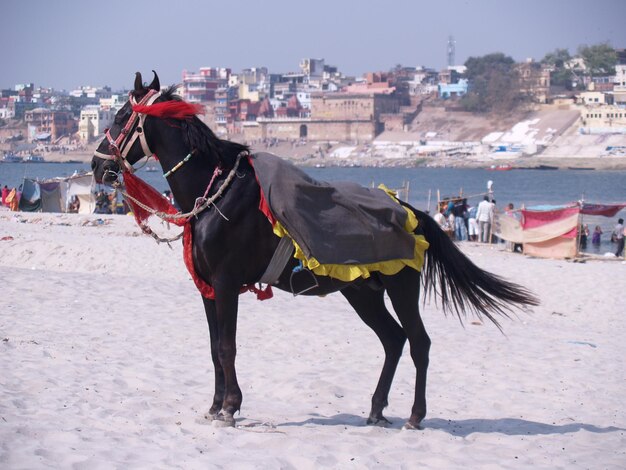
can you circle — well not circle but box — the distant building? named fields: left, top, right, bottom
left=613, top=64, right=626, bottom=105
left=447, top=65, right=467, bottom=75
left=237, top=68, right=270, bottom=100
left=591, top=76, right=614, bottom=93
left=250, top=92, right=399, bottom=142
left=15, top=84, right=34, bottom=103
left=0, top=97, right=15, bottom=119
left=299, top=58, right=325, bottom=78
left=78, top=105, right=115, bottom=142
left=516, top=60, right=551, bottom=104
left=215, top=87, right=237, bottom=127
left=24, top=108, right=77, bottom=141
left=581, top=104, right=626, bottom=134
left=577, top=91, right=612, bottom=106
left=13, top=102, right=37, bottom=120
left=70, top=86, right=112, bottom=100
left=614, top=64, right=626, bottom=90
left=182, top=68, right=230, bottom=102
left=438, top=79, right=468, bottom=99
left=402, top=67, right=439, bottom=97
left=344, top=73, right=396, bottom=95
left=99, top=94, right=126, bottom=111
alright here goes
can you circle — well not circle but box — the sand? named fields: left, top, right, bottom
left=1, top=211, right=625, bottom=469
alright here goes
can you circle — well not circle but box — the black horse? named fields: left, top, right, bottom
left=91, top=72, right=538, bottom=430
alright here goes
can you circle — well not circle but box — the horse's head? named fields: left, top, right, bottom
left=91, top=71, right=161, bottom=185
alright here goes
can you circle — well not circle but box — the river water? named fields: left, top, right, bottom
left=2, top=161, right=625, bottom=254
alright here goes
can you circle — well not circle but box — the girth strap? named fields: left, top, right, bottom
left=259, top=236, right=295, bottom=286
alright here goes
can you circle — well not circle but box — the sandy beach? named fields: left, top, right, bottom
left=1, top=211, right=625, bottom=469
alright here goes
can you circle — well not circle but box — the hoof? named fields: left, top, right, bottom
left=402, top=421, right=424, bottom=430
left=367, top=415, right=392, bottom=427
left=211, top=412, right=236, bottom=428
left=204, top=411, right=219, bottom=422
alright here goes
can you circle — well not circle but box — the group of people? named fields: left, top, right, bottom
left=94, top=189, right=130, bottom=215
left=1, top=184, right=21, bottom=211
left=433, top=194, right=625, bottom=259
left=580, top=219, right=625, bottom=257
left=579, top=224, right=604, bottom=249
left=434, top=195, right=498, bottom=244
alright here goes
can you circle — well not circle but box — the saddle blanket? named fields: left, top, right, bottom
left=249, top=152, right=417, bottom=265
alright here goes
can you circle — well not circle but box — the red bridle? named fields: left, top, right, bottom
left=94, top=89, right=161, bottom=173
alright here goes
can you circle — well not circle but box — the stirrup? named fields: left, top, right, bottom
left=289, top=262, right=319, bottom=296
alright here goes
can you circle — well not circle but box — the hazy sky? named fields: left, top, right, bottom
left=2, top=0, right=625, bottom=91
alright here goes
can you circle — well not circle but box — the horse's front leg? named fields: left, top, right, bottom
left=211, top=286, right=242, bottom=427
left=202, top=297, right=225, bottom=421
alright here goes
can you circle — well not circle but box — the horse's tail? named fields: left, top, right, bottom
left=411, top=207, right=539, bottom=329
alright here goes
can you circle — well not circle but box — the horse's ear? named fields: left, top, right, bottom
left=148, top=70, right=160, bottom=91
left=134, top=72, right=144, bottom=93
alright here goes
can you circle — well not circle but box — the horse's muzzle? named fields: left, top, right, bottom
left=92, top=158, right=121, bottom=185
left=103, top=165, right=121, bottom=185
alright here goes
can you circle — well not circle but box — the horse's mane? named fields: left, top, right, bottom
left=161, top=86, right=249, bottom=168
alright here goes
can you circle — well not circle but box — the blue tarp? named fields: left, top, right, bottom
left=18, top=178, right=41, bottom=212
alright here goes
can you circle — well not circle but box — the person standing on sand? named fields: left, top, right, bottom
left=433, top=209, right=446, bottom=228
left=504, top=203, right=523, bottom=252
left=613, top=218, right=624, bottom=257
left=1, top=185, right=8, bottom=206
left=453, top=198, right=468, bottom=241
left=579, top=224, right=589, bottom=250
left=467, top=203, right=478, bottom=242
left=591, top=225, right=603, bottom=246
left=5, top=188, right=19, bottom=211
left=476, top=196, right=495, bottom=243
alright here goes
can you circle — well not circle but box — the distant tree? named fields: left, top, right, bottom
left=541, top=48, right=574, bottom=89
left=461, top=53, right=528, bottom=113
left=578, top=43, right=617, bottom=77
left=542, top=48, right=572, bottom=67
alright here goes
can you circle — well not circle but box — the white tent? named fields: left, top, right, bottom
left=66, top=174, right=95, bottom=214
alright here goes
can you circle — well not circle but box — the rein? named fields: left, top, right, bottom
left=119, top=150, right=246, bottom=227
left=120, top=148, right=271, bottom=300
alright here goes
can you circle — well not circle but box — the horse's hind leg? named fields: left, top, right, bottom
left=382, top=267, right=431, bottom=430
left=341, top=284, right=406, bottom=425
left=202, top=297, right=225, bottom=420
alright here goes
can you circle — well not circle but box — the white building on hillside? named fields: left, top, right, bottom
left=99, top=94, right=126, bottom=111
left=78, top=105, right=115, bottom=143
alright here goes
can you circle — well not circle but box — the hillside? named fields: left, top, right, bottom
left=407, top=105, right=528, bottom=142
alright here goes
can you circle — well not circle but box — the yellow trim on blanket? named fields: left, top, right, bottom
left=271, top=185, right=429, bottom=282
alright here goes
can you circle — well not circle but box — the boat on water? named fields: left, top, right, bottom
left=2, top=153, right=24, bottom=163
left=567, top=166, right=595, bottom=171
left=516, top=164, right=559, bottom=170
left=25, top=155, right=46, bottom=163
left=486, top=164, right=514, bottom=171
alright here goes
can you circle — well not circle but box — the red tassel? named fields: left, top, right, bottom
left=251, top=285, right=274, bottom=301
left=124, top=171, right=274, bottom=302
left=183, top=223, right=216, bottom=299
left=132, top=101, right=204, bottom=120
left=124, top=172, right=183, bottom=226
left=183, top=223, right=274, bottom=301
